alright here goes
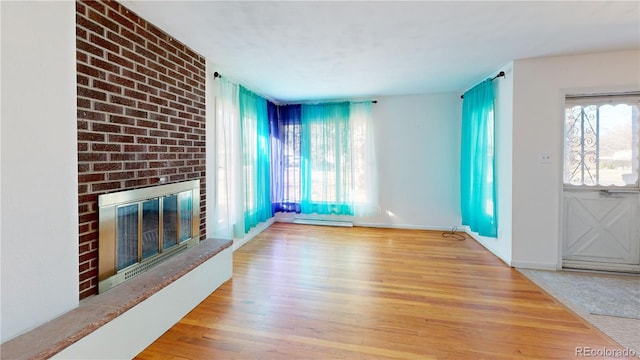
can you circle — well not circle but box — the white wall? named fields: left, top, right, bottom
left=1, top=1, right=79, bottom=342
left=511, top=50, right=640, bottom=269
left=362, top=93, right=462, bottom=229
left=275, top=93, right=463, bottom=230
left=469, top=63, right=514, bottom=265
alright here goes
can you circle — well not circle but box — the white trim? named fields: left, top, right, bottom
left=274, top=216, right=460, bottom=232
left=293, top=218, right=353, bottom=227
left=352, top=222, right=458, bottom=232
left=462, top=227, right=512, bottom=266
left=232, top=218, right=275, bottom=251
left=563, top=259, right=640, bottom=274
left=511, top=260, right=560, bottom=271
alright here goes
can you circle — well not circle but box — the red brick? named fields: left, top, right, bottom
left=108, top=171, right=135, bottom=180
left=167, top=53, right=185, bottom=69
left=122, top=48, right=146, bottom=65
left=109, top=94, right=136, bottom=107
left=135, top=119, right=157, bottom=129
left=92, top=122, right=121, bottom=133
left=158, top=73, right=177, bottom=87
left=76, top=1, right=87, bottom=16
left=88, top=8, right=119, bottom=33
left=137, top=169, right=158, bottom=177
left=147, top=42, right=168, bottom=59
left=150, top=130, right=169, bottom=138
left=125, top=108, right=147, bottom=118
left=166, top=68, right=185, bottom=83
left=135, top=26, right=158, bottom=45
left=124, top=161, right=147, bottom=169
left=107, top=52, right=134, bottom=70
left=93, top=78, right=122, bottom=93
left=136, top=82, right=158, bottom=96
left=77, top=38, right=104, bottom=58
left=78, top=98, right=91, bottom=109
left=108, top=134, right=134, bottom=143
left=124, top=178, right=148, bottom=188
left=148, top=78, right=167, bottom=91
left=91, top=56, right=120, bottom=74
left=78, top=86, right=106, bottom=100
left=110, top=115, right=135, bottom=125
left=123, top=88, right=147, bottom=101
left=138, top=137, right=158, bottom=144
left=107, top=7, right=135, bottom=31
left=159, top=167, right=177, bottom=175
left=78, top=131, right=105, bottom=142
left=157, top=39, right=178, bottom=55
left=146, top=23, right=170, bottom=43
left=89, top=33, right=119, bottom=53
left=77, top=14, right=105, bottom=37
left=94, top=101, right=124, bottom=114
left=160, top=138, right=177, bottom=146
left=110, top=153, right=136, bottom=161
left=138, top=102, right=158, bottom=112
left=149, top=95, right=168, bottom=106
left=94, top=162, right=123, bottom=171
left=80, top=268, right=98, bottom=282
left=106, top=30, right=133, bottom=50
left=91, top=181, right=121, bottom=192
left=123, top=126, right=148, bottom=136
left=169, top=174, right=186, bottom=182
left=138, top=153, right=158, bottom=160
left=135, top=64, right=158, bottom=80
left=134, top=44, right=157, bottom=62
left=92, top=143, right=121, bottom=152
left=159, top=153, right=177, bottom=160
left=79, top=173, right=105, bottom=183
left=77, top=51, right=89, bottom=64
left=121, top=27, right=145, bottom=47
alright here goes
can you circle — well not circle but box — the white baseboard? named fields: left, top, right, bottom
left=352, top=221, right=458, bottom=232
left=462, top=228, right=512, bottom=266
left=52, top=247, right=233, bottom=360
left=511, top=260, right=560, bottom=271
left=233, top=218, right=275, bottom=251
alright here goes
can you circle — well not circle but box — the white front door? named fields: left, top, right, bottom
left=561, top=94, right=640, bottom=273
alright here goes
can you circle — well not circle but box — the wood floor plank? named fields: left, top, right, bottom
left=136, top=223, right=632, bottom=359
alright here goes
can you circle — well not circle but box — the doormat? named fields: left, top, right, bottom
left=525, top=270, right=640, bottom=319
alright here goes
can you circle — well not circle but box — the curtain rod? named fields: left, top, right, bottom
left=460, top=71, right=505, bottom=99
left=213, top=71, right=377, bottom=104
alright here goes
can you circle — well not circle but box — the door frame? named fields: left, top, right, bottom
left=558, top=89, right=640, bottom=273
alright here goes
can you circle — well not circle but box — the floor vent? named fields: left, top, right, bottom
left=292, top=218, right=353, bottom=227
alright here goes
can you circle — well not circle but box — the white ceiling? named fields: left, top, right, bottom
left=122, top=1, right=640, bottom=103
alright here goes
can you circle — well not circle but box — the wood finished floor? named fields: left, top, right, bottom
left=136, top=223, right=630, bottom=359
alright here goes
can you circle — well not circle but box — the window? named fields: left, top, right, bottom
left=270, top=101, right=378, bottom=216
left=563, top=94, right=639, bottom=188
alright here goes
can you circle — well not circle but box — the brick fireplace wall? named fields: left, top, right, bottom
left=76, top=0, right=207, bottom=299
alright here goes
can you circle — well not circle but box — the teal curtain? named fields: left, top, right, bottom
left=460, top=79, right=497, bottom=237
left=239, top=86, right=272, bottom=232
left=300, top=102, right=354, bottom=215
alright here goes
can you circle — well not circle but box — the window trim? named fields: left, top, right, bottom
left=562, top=93, right=640, bottom=190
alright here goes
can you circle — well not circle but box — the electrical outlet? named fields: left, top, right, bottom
left=539, top=153, right=551, bottom=163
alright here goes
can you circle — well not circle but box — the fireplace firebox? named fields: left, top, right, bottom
left=98, top=180, right=200, bottom=293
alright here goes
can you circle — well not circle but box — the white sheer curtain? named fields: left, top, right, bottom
left=350, top=101, right=378, bottom=216
left=213, top=78, right=244, bottom=239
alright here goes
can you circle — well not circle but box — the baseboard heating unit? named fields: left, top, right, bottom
left=292, top=218, right=353, bottom=227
